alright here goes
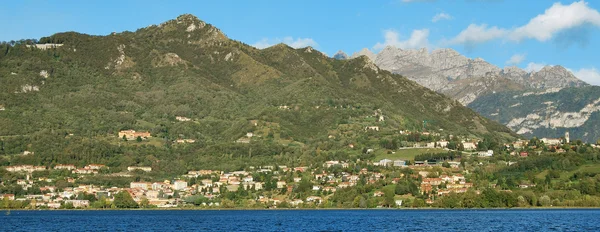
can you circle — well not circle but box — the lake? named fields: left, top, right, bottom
left=1, top=209, right=598, bottom=231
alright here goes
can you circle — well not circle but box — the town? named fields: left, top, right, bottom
left=2, top=130, right=598, bottom=209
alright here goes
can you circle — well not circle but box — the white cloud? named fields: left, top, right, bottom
left=509, top=1, right=600, bottom=42
left=506, top=53, right=526, bottom=65
left=373, top=29, right=430, bottom=50
left=447, top=24, right=507, bottom=46
left=525, top=62, right=547, bottom=72
left=252, top=37, right=318, bottom=49
left=571, top=68, right=600, bottom=85
left=432, top=13, right=452, bottom=22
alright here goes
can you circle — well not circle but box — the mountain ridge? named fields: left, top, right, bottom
left=338, top=46, right=587, bottom=105
left=0, top=14, right=517, bottom=168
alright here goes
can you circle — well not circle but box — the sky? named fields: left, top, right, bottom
left=1, top=0, right=600, bottom=85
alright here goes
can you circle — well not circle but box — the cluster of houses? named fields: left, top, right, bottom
left=1, top=158, right=472, bottom=208
left=418, top=173, right=473, bottom=197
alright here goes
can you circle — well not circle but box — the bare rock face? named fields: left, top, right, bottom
left=152, top=53, right=187, bottom=67
left=528, top=66, right=587, bottom=89
left=350, top=48, right=376, bottom=62
left=352, top=46, right=587, bottom=105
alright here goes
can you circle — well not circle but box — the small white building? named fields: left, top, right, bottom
left=173, top=180, right=188, bottom=191
left=378, top=159, right=393, bottom=166
left=478, top=150, right=494, bottom=157
left=462, top=142, right=477, bottom=151
left=393, top=160, right=406, bottom=167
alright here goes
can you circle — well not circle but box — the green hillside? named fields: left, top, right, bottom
left=0, top=14, right=516, bottom=174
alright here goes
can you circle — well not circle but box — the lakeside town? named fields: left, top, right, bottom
left=2, top=130, right=598, bottom=209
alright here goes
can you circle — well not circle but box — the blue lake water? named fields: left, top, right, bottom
left=1, top=209, right=599, bottom=231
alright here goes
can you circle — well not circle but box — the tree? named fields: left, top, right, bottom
left=383, top=188, right=395, bottom=207
left=539, top=195, right=552, bottom=207
left=136, top=136, right=142, bottom=142
left=122, top=135, right=127, bottom=141
left=139, top=197, right=150, bottom=208
left=442, top=161, right=450, bottom=168
left=112, top=191, right=138, bottom=208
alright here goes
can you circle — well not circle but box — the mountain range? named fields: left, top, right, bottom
left=0, top=14, right=516, bottom=168
left=346, top=46, right=586, bottom=105
left=337, top=47, right=597, bottom=143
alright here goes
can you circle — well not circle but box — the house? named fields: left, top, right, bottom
left=73, top=168, right=97, bottom=174
left=393, top=160, right=406, bottom=167
left=373, top=191, right=384, bottom=197
left=175, top=116, right=192, bottom=122
left=420, top=183, right=433, bottom=194
left=289, top=199, right=304, bottom=206
left=324, top=161, right=340, bottom=168
left=438, top=141, right=449, bottom=148
left=338, top=182, right=351, bottom=188
left=54, top=164, right=76, bottom=170
left=173, top=180, right=188, bottom=190
left=323, top=187, right=337, bottom=193
left=25, top=43, right=64, bottom=50
left=118, top=130, right=151, bottom=140
left=306, top=196, right=323, bottom=204
left=541, top=138, right=562, bottom=146
left=2, top=194, right=15, bottom=200
left=65, top=200, right=90, bottom=208
left=130, top=182, right=151, bottom=190
left=176, top=139, right=196, bottom=144
left=47, top=202, right=61, bottom=209
left=478, top=150, right=494, bottom=157
left=365, top=126, right=380, bottom=131
left=462, top=142, right=477, bottom=150
left=519, top=152, right=529, bottom=157
left=378, top=159, right=393, bottom=166
left=5, top=165, right=46, bottom=173
left=395, top=200, right=403, bottom=207
left=254, top=182, right=263, bottom=190
left=85, top=164, right=107, bottom=170
left=293, top=167, right=307, bottom=172
left=226, top=185, right=239, bottom=192
left=276, top=181, right=287, bottom=189
left=423, top=178, right=443, bottom=186
left=127, top=166, right=152, bottom=172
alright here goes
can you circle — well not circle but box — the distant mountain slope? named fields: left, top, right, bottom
left=348, top=46, right=587, bottom=105
left=468, top=86, right=600, bottom=143
left=0, top=14, right=516, bottom=167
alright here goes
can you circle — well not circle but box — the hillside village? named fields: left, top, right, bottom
left=2, top=130, right=598, bottom=209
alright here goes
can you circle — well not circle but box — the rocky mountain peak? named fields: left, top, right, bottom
left=350, top=48, right=376, bottom=61
left=333, top=50, right=348, bottom=60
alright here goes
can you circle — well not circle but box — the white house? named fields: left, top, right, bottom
left=378, top=159, right=393, bottom=166
left=173, top=180, right=188, bottom=191
left=393, top=160, right=406, bottom=167
left=477, top=150, right=494, bottom=157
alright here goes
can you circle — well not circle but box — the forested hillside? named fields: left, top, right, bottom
left=0, top=14, right=515, bottom=174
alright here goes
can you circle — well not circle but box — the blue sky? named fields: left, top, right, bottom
left=2, top=0, right=599, bottom=84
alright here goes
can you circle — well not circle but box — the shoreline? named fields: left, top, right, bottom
left=4, top=207, right=600, bottom=211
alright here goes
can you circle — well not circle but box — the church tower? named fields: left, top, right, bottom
left=565, top=132, right=570, bottom=144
